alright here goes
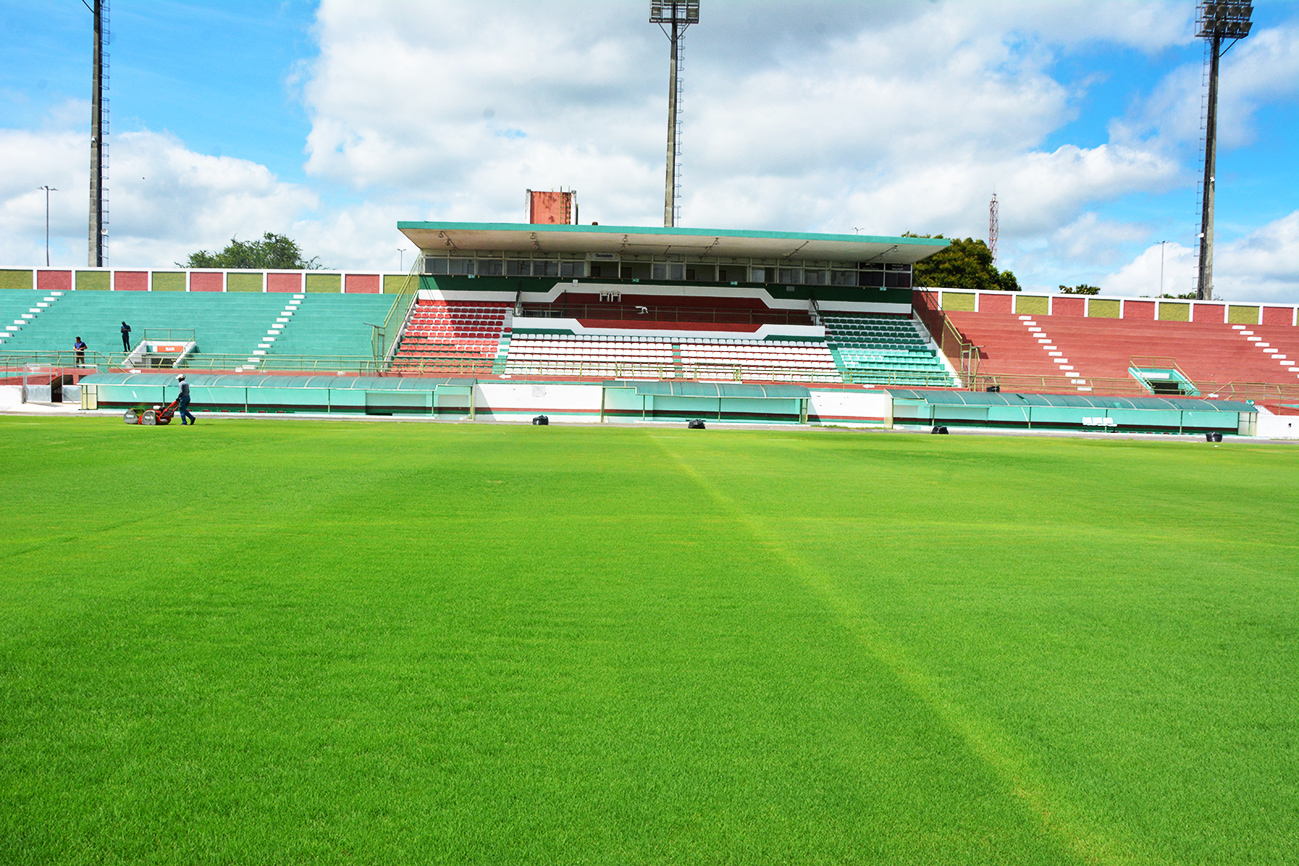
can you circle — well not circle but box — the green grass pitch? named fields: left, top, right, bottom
left=1, top=416, right=1296, bottom=865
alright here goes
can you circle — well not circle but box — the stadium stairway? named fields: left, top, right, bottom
left=821, top=312, right=959, bottom=387
left=0, top=289, right=286, bottom=364
left=0, top=288, right=65, bottom=350
left=948, top=311, right=1299, bottom=392
left=258, top=292, right=394, bottom=368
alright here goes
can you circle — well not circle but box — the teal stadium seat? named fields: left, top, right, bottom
left=822, top=313, right=959, bottom=387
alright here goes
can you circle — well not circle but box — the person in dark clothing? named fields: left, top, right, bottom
left=121, top=321, right=131, bottom=352
left=73, top=337, right=87, bottom=366
left=177, top=374, right=196, bottom=425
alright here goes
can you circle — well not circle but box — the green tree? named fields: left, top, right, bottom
left=178, top=233, right=323, bottom=270
left=905, top=234, right=1020, bottom=292
left=1059, top=284, right=1101, bottom=295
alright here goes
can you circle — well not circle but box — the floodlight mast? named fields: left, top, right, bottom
left=1195, top=1, right=1252, bottom=301
left=87, top=0, right=110, bottom=267
left=650, top=1, right=699, bottom=228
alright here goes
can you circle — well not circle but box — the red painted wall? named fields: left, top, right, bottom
left=114, top=271, right=148, bottom=291
left=344, top=274, right=380, bottom=294
left=1262, top=306, right=1295, bottom=326
left=190, top=272, right=224, bottom=292
left=1123, top=300, right=1155, bottom=320
left=980, top=293, right=1012, bottom=314
left=267, top=272, right=303, bottom=293
left=37, top=270, right=72, bottom=291
left=1052, top=296, right=1085, bottom=317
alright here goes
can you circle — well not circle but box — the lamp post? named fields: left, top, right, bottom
left=39, top=186, right=57, bottom=266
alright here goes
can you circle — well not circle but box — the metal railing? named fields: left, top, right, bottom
left=373, top=264, right=421, bottom=366
left=517, top=303, right=814, bottom=326
left=140, top=328, right=197, bottom=343
left=1, top=350, right=385, bottom=375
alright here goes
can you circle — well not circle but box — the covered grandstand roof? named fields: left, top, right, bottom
left=886, top=389, right=1256, bottom=412
left=397, top=222, right=948, bottom=265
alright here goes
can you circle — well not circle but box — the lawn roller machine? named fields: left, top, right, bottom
left=123, top=397, right=180, bottom=426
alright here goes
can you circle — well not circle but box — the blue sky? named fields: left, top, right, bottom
left=2, top=0, right=1298, bottom=302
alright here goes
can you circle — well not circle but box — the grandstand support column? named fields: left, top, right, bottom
left=1197, top=32, right=1220, bottom=301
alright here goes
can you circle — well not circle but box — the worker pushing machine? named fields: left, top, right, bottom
left=177, top=374, right=196, bottom=426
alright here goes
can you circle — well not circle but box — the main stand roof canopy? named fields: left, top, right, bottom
left=398, top=221, right=948, bottom=264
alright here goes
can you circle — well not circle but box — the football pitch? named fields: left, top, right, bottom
left=1, top=416, right=1296, bottom=865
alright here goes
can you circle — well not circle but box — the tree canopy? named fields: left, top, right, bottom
left=905, top=234, right=1020, bottom=292
left=178, top=233, right=323, bottom=270
left=1059, top=284, right=1101, bottom=295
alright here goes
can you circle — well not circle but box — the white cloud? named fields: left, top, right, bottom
left=0, top=119, right=316, bottom=268
left=1103, top=240, right=1197, bottom=297
left=1101, top=212, right=1299, bottom=304
left=1112, top=21, right=1299, bottom=153
left=1215, top=210, right=1299, bottom=303
left=299, top=0, right=1187, bottom=243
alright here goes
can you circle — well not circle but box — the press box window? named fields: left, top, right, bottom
left=652, top=263, right=686, bottom=280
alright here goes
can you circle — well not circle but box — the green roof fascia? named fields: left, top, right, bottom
left=396, top=221, right=949, bottom=250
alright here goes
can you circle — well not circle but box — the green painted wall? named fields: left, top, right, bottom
left=940, top=292, right=976, bottom=311
left=383, top=274, right=411, bottom=294
left=1088, top=299, right=1120, bottom=319
left=306, top=273, right=341, bottom=293
left=152, top=272, right=186, bottom=292
left=0, top=269, right=33, bottom=289
left=227, top=272, right=264, bottom=293
left=75, top=271, right=111, bottom=290
left=1158, top=302, right=1190, bottom=322
left=1228, top=305, right=1260, bottom=325
left=1014, top=295, right=1049, bottom=315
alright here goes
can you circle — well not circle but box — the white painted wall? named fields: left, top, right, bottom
left=475, top=382, right=605, bottom=423
left=1255, top=405, right=1299, bottom=439
left=807, top=390, right=892, bottom=427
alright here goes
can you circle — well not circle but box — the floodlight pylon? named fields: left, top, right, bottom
left=1195, top=1, right=1252, bottom=301
left=88, top=0, right=110, bottom=267
left=650, top=1, right=699, bottom=228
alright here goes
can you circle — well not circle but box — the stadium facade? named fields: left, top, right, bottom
left=1, top=220, right=1297, bottom=437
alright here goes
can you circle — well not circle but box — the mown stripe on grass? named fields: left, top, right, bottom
left=650, top=431, right=1155, bottom=866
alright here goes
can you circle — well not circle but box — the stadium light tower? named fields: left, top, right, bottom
left=1195, top=1, right=1252, bottom=301
left=650, top=1, right=699, bottom=228
left=85, top=0, right=111, bottom=267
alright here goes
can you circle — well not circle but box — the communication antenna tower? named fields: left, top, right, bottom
left=87, top=0, right=111, bottom=267
left=650, top=1, right=699, bottom=228
left=988, top=192, right=999, bottom=264
left=1194, top=1, right=1252, bottom=301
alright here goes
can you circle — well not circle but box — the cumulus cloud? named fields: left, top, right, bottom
left=0, top=117, right=316, bottom=268
left=1101, top=212, right=1299, bottom=304
left=1112, top=20, right=1299, bottom=154
left=1103, top=240, right=1197, bottom=297
left=300, top=0, right=1189, bottom=243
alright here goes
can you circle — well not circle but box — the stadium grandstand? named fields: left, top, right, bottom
left=2, top=220, right=1297, bottom=436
